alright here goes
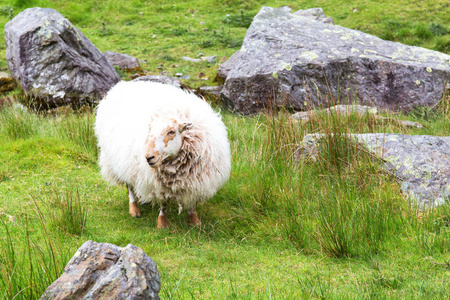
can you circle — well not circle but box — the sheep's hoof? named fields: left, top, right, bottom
left=157, top=215, right=169, bottom=229
left=187, top=213, right=202, bottom=226
left=129, top=202, right=142, bottom=218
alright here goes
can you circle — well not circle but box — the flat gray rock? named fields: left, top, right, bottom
left=219, top=6, right=450, bottom=115
left=5, top=7, right=120, bottom=107
left=104, top=51, right=141, bottom=71
left=133, top=75, right=183, bottom=88
left=41, top=241, right=160, bottom=299
left=297, top=133, right=450, bottom=207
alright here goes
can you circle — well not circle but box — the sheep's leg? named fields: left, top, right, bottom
left=127, top=184, right=141, bottom=218
left=157, top=205, right=169, bottom=229
left=187, top=206, right=201, bottom=226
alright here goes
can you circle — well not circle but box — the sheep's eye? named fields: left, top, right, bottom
left=168, top=130, right=176, bottom=135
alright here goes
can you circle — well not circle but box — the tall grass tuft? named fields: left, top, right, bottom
left=34, top=185, right=88, bottom=236
left=0, top=102, right=39, bottom=140
left=56, top=111, right=98, bottom=158
left=0, top=215, right=68, bottom=299
left=259, top=95, right=414, bottom=258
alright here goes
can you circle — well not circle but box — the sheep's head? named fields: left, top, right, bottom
left=145, top=117, right=192, bottom=168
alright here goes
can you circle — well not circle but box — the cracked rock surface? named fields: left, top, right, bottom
left=297, top=133, right=450, bottom=207
left=5, top=7, right=120, bottom=107
left=219, top=6, right=450, bottom=115
left=41, top=240, right=160, bottom=300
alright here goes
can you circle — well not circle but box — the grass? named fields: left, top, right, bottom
left=0, top=94, right=449, bottom=298
left=0, top=0, right=450, bottom=299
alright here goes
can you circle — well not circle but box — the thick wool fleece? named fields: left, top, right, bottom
left=95, top=81, right=231, bottom=211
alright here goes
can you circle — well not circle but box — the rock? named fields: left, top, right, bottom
left=201, top=56, right=217, bottom=63
left=291, top=104, right=423, bottom=128
left=296, top=133, right=450, bottom=207
left=216, top=52, right=239, bottom=84
left=0, top=71, right=16, bottom=93
left=292, top=7, right=334, bottom=24
left=197, top=85, right=222, bottom=100
left=5, top=7, right=120, bottom=107
left=182, top=56, right=202, bottom=63
left=104, top=51, right=142, bottom=72
left=133, top=75, right=183, bottom=89
left=41, top=241, right=160, bottom=299
left=374, top=116, right=423, bottom=129
left=292, top=104, right=378, bottom=121
left=219, top=6, right=450, bottom=115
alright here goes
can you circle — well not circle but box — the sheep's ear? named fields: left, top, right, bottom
left=180, top=122, right=193, bottom=132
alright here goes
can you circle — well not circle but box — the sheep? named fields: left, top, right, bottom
left=94, top=80, right=231, bottom=229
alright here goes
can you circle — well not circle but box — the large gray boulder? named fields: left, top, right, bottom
left=297, top=133, right=450, bottom=207
left=5, top=7, right=120, bottom=107
left=219, top=7, right=450, bottom=115
left=41, top=241, right=160, bottom=299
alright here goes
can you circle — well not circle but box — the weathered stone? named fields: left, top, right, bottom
left=201, top=56, right=217, bottom=63
left=182, top=56, right=202, bottom=63
left=104, top=51, right=142, bottom=72
left=296, top=133, right=450, bottom=207
left=291, top=104, right=423, bottom=128
left=292, top=104, right=378, bottom=121
left=5, top=7, right=120, bottom=107
left=41, top=240, right=160, bottom=300
left=0, top=71, right=16, bottom=93
left=197, top=85, right=222, bottom=99
left=292, top=8, right=334, bottom=24
left=219, top=6, right=450, bottom=115
left=133, top=75, right=183, bottom=89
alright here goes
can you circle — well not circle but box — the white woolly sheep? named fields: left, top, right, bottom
left=95, top=81, right=231, bottom=229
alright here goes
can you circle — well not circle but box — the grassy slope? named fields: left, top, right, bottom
left=0, top=0, right=450, bottom=299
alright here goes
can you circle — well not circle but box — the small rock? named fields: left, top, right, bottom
left=133, top=75, right=183, bottom=89
left=292, top=104, right=378, bottom=122
left=293, top=7, right=334, bottom=24
left=0, top=71, right=16, bottom=93
left=182, top=56, right=202, bottom=63
left=197, top=85, right=223, bottom=99
left=103, top=51, right=142, bottom=72
left=41, top=241, right=161, bottom=299
left=181, top=75, right=191, bottom=80
left=291, top=105, right=423, bottom=128
left=175, top=73, right=183, bottom=77
left=201, top=56, right=217, bottom=63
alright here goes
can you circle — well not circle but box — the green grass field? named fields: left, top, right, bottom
left=0, top=0, right=449, bottom=299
